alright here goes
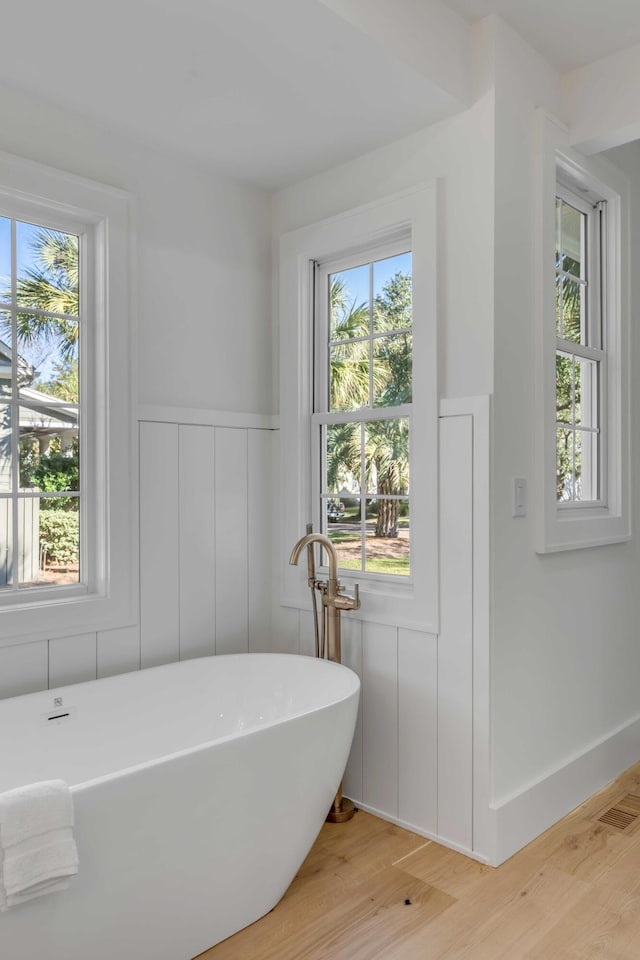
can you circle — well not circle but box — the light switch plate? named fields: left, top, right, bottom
left=513, top=477, right=527, bottom=517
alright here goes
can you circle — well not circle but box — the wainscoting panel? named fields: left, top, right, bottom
left=178, top=425, right=216, bottom=660
left=398, top=627, right=438, bottom=834
left=362, top=621, right=399, bottom=817
left=48, top=633, right=97, bottom=688
left=0, top=640, right=48, bottom=698
left=214, top=428, right=249, bottom=655
left=298, top=609, right=316, bottom=658
left=271, top=603, right=301, bottom=655
left=248, top=429, right=275, bottom=654
left=138, top=417, right=272, bottom=669
left=0, top=410, right=275, bottom=701
left=139, top=421, right=180, bottom=668
left=96, top=626, right=140, bottom=678
left=437, top=413, right=474, bottom=850
left=341, top=616, right=364, bottom=804
left=273, top=398, right=487, bottom=858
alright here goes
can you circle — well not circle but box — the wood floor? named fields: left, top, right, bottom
left=197, top=761, right=640, bottom=959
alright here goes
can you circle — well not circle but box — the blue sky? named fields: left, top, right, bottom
left=330, top=250, right=411, bottom=311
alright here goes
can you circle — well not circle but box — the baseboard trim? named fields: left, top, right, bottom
left=490, top=713, right=640, bottom=865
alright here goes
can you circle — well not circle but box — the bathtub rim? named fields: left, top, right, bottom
left=2, top=652, right=360, bottom=796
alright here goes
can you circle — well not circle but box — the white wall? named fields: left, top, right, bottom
left=0, top=82, right=274, bottom=687
left=272, top=38, right=495, bottom=401
left=490, top=19, right=640, bottom=834
left=0, top=82, right=272, bottom=414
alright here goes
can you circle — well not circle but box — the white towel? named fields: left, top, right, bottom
left=0, top=780, right=79, bottom=911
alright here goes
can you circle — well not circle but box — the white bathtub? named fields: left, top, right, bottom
left=0, top=652, right=360, bottom=960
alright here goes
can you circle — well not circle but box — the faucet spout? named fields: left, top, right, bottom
left=289, top=533, right=339, bottom=594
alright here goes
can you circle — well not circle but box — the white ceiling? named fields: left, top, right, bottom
left=441, top=0, right=640, bottom=71
left=0, top=0, right=458, bottom=190
left=3, top=0, right=640, bottom=190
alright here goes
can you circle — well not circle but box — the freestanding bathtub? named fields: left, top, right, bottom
left=0, top=653, right=360, bottom=960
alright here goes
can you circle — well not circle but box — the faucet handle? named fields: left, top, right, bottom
left=334, top=582, right=360, bottom=611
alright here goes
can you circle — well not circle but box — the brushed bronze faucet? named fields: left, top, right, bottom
left=290, top=530, right=360, bottom=822
left=289, top=532, right=360, bottom=663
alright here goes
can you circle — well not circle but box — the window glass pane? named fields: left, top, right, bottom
left=324, top=422, right=360, bottom=495
left=556, top=427, right=573, bottom=501
left=364, top=419, right=409, bottom=495
left=561, top=202, right=583, bottom=279
left=0, top=218, right=10, bottom=303
left=556, top=352, right=572, bottom=424
left=373, top=333, right=412, bottom=407
left=326, top=498, right=362, bottom=572
left=19, top=409, right=79, bottom=495
left=16, top=222, right=79, bottom=317
left=373, top=253, right=412, bottom=332
left=555, top=198, right=562, bottom=271
left=329, top=341, right=370, bottom=412
left=557, top=276, right=584, bottom=343
left=329, top=265, right=369, bottom=342
left=0, top=404, right=12, bottom=492
left=20, top=495, right=79, bottom=587
left=0, top=497, right=12, bottom=587
left=14, top=315, right=78, bottom=399
left=365, top=498, right=410, bottom=576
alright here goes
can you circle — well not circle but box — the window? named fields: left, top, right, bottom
left=279, top=186, right=438, bottom=632
left=313, top=244, right=412, bottom=577
left=555, top=185, right=604, bottom=506
left=534, top=114, right=629, bottom=553
left=0, top=214, right=83, bottom=593
left=0, top=151, right=136, bottom=643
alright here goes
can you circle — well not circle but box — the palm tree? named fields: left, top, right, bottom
left=328, top=276, right=370, bottom=411
left=326, top=270, right=411, bottom=540
left=13, top=228, right=79, bottom=362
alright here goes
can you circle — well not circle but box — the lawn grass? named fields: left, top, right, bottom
left=334, top=556, right=410, bottom=577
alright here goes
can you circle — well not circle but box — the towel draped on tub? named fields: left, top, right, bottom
left=0, top=779, right=79, bottom=910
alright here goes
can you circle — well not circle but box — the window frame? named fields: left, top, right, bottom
left=279, top=186, right=439, bottom=633
left=312, top=236, right=413, bottom=581
left=0, top=199, right=90, bottom=604
left=0, top=150, right=137, bottom=645
left=535, top=112, right=629, bottom=553
left=554, top=182, right=606, bottom=509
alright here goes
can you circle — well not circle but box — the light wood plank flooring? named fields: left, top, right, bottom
left=197, top=761, right=640, bottom=959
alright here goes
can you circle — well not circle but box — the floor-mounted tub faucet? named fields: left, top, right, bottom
left=289, top=531, right=360, bottom=664
left=290, top=529, right=361, bottom=823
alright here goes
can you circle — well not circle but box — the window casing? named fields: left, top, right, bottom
left=313, top=239, right=412, bottom=580
left=0, top=207, right=88, bottom=600
left=535, top=115, right=629, bottom=553
left=0, top=151, right=136, bottom=644
left=279, top=186, right=438, bottom=632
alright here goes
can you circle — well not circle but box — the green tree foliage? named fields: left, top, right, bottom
left=15, top=229, right=79, bottom=360
left=37, top=359, right=78, bottom=402
left=556, top=241, right=583, bottom=501
left=327, top=271, right=411, bottom=538
left=20, top=435, right=79, bottom=509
